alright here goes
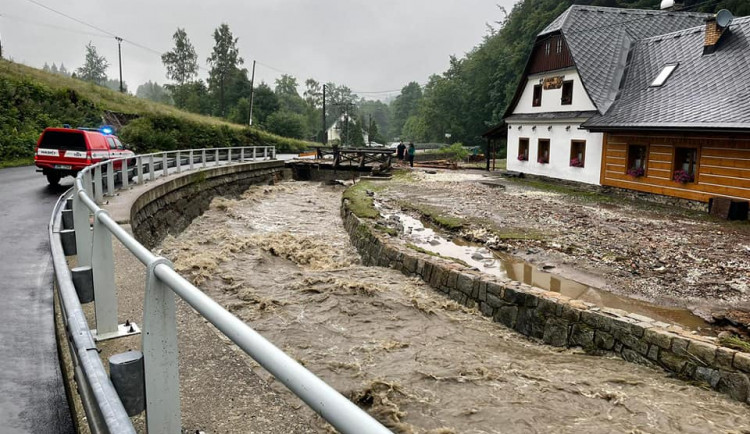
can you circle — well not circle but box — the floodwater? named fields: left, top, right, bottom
left=159, top=181, right=750, bottom=433
left=378, top=204, right=709, bottom=333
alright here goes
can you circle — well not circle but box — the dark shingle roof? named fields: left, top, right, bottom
left=505, top=111, right=598, bottom=122
left=539, top=6, right=710, bottom=114
left=584, top=16, right=750, bottom=131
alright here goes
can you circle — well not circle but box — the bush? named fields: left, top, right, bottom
left=439, top=142, right=470, bottom=162
left=266, top=111, right=306, bottom=140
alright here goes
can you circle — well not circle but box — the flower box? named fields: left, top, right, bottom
left=627, top=167, right=645, bottom=178
left=673, top=169, right=694, bottom=183
left=570, top=157, right=584, bottom=168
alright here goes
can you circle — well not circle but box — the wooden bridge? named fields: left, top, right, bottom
left=311, top=146, right=395, bottom=170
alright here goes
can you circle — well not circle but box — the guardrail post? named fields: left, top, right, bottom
left=73, top=186, right=92, bottom=268
left=201, top=150, right=207, bottom=168
left=149, top=155, right=155, bottom=181
left=252, top=147, right=256, bottom=161
left=91, top=209, right=119, bottom=338
left=94, top=165, right=104, bottom=204
left=121, top=159, right=129, bottom=189
left=106, top=161, right=115, bottom=197
left=228, top=148, right=233, bottom=163
left=176, top=151, right=182, bottom=174
left=162, top=153, right=169, bottom=178
left=240, top=147, right=245, bottom=162
left=271, top=147, right=276, bottom=160
left=215, top=149, right=220, bottom=166
left=136, top=157, right=144, bottom=184
left=189, top=150, right=194, bottom=170
left=264, top=147, right=268, bottom=160
left=143, top=259, right=181, bottom=433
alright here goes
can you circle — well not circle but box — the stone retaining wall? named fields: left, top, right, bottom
left=131, top=160, right=288, bottom=249
left=341, top=200, right=750, bottom=404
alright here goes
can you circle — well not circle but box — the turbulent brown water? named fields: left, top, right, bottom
left=159, top=181, right=750, bottom=433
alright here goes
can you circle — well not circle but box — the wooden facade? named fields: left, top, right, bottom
left=600, top=132, right=750, bottom=202
left=529, top=34, right=574, bottom=74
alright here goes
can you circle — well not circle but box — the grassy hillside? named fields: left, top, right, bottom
left=0, top=59, right=311, bottom=167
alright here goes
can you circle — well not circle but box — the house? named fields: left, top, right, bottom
left=503, top=5, right=710, bottom=185
left=584, top=13, right=750, bottom=203
left=327, top=114, right=367, bottom=146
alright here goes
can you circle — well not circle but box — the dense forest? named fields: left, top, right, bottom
left=391, top=0, right=750, bottom=147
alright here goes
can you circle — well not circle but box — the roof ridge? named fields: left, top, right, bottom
left=567, top=4, right=710, bottom=18
left=640, top=14, right=750, bottom=43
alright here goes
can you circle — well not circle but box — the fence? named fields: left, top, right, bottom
left=51, top=146, right=391, bottom=433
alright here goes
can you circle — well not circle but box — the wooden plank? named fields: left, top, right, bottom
left=699, top=174, right=750, bottom=190
left=701, top=165, right=750, bottom=178
left=701, top=148, right=750, bottom=159
left=648, top=161, right=673, bottom=171
left=702, top=157, right=750, bottom=168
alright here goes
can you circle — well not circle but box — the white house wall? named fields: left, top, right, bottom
left=513, top=68, right=596, bottom=114
left=506, top=122, right=603, bottom=185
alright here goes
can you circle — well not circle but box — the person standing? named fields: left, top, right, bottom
left=407, top=142, right=416, bottom=167
left=396, top=141, right=406, bottom=161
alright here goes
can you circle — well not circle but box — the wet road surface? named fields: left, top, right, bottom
left=0, top=166, right=74, bottom=433
left=160, top=181, right=750, bottom=433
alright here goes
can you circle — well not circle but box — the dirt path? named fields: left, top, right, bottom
left=158, top=181, right=750, bottom=433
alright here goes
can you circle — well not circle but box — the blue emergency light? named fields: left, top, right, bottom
left=100, top=126, right=114, bottom=135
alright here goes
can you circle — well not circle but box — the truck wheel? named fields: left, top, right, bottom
left=46, top=172, right=61, bottom=186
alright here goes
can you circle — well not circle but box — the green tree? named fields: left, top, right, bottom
left=207, top=23, right=243, bottom=117
left=303, top=78, right=322, bottom=107
left=76, top=42, right=109, bottom=85
left=391, top=82, right=422, bottom=138
left=136, top=81, right=173, bottom=105
left=161, top=28, right=199, bottom=86
left=358, top=99, right=391, bottom=140
left=102, top=78, right=128, bottom=93
left=250, top=82, right=280, bottom=126
left=367, top=117, right=384, bottom=144
left=266, top=111, right=306, bottom=139
left=275, top=74, right=299, bottom=96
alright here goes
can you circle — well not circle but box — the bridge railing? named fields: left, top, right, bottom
left=52, top=146, right=391, bottom=433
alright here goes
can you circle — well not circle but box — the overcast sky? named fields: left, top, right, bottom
left=1, top=0, right=519, bottom=100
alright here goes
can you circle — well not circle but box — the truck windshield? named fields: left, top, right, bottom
left=39, top=131, right=87, bottom=151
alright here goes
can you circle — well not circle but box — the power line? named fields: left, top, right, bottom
left=0, top=12, right=110, bottom=39
left=23, top=0, right=116, bottom=38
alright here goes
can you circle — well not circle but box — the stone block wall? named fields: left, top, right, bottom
left=341, top=201, right=750, bottom=404
left=132, top=161, right=287, bottom=249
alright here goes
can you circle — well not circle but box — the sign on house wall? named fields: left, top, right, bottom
left=543, top=76, right=565, bottom=90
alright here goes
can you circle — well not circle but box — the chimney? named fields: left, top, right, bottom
left=704, top=10, right=734, bottom=55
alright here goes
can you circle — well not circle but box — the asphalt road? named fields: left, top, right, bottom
left=0, top=166, right=74, bottom=433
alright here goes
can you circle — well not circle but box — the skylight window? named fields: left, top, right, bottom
left=650, top=64, right=678, bottom=87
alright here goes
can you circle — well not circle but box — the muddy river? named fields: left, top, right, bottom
left=159, top=181, right=750, bottom=433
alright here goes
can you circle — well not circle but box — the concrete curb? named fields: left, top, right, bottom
left=341, top=198, right=750, bottom=404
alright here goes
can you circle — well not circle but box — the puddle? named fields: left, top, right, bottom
left=377, top=203, right=710, bottom=333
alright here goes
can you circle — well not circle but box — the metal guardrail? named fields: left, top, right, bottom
left=52, top=146, right=391, bottom=433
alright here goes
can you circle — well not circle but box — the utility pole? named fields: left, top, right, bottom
left=322, top=84, right=327, bottom=144
left=368, top=114, right=372, bottom=146
left=248, top=60, right=256, bottom=126
left=344, top=111, right=349, bottom=147
left=115, top=37, right=123, bottom=93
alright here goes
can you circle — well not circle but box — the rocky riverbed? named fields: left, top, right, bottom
left=158, top=180, right=750, bottom=432
left=376, top=170, right=750, bottom=337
